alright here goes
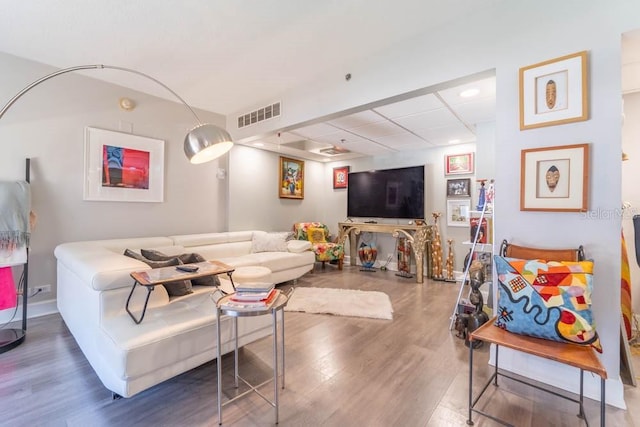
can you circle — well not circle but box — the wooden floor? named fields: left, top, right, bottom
left=1, top=266, right=639, bottom=426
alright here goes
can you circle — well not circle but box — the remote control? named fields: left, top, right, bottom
left=176, top=265, right=199, bottom=273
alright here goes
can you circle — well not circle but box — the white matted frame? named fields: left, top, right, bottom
left=84, top=127, right=165, bottom=202
left=520, top=143, right=589, bottom=212
left=519, top=51, right=588, bottom=130
left=446, top=199, right=470, bottom=227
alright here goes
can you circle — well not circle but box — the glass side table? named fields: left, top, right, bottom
left=215, top=289, right=290, bottom=425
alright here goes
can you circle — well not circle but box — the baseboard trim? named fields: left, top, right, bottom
left=0, top=298, right=58, bottom=324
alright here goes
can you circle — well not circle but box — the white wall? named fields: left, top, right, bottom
left=0, top=52, right=228, bottom=311
left=622, top=92, right=640, bottom=321
left=227, top=144, right=327, bottom=232
left=227, top=0, right=640, bottom=408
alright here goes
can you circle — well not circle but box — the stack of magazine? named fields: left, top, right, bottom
left=221, top=282, right=279, bottom=310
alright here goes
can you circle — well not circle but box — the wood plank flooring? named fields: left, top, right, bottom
left=1, top=266, right=638, bottom=426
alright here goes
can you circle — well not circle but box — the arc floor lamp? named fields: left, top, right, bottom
left=0, top=64, right=233, bottom=353
left=0, top=64, right=234, bottom=163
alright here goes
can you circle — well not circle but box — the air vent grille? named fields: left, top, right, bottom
left=237, top=102, right=281, bottom=128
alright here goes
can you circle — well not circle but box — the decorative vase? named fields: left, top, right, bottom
left=358, top=241, right=377, bottom=270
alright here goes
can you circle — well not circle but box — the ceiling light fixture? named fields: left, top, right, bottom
left=448, top=139, right=461, bottom=144
left=459, top=88, right=480, bottom=98
left=0, top=64, right=233, bottom=164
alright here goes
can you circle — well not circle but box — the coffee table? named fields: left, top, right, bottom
left=215, top=290, right=290, bottom=425
left=126, top=260, right=235, bottom=324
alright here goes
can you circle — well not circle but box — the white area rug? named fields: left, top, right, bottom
left=284, top=287, right=393, bottom=320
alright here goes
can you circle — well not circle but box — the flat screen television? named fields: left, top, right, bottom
left=347, top=165, right=425, bottom=220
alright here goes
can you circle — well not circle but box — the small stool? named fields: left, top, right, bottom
left=233, top=266, right=272, bottom=284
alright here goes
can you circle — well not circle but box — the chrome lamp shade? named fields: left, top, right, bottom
left=184, top=124, right=234, bottom=164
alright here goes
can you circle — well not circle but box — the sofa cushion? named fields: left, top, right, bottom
left=251, top=231, right=288, bottom=253
left=99, top=291, right=272, bottom=382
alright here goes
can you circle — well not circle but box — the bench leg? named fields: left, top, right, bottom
left=494, top=344, right=499, bottom=387
left=578, top=369, right=585, bottom=419
left=601, top=377, right=605, bottom=427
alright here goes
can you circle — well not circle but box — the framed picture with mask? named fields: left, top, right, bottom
left=520, top=143, right=589, bottom=212
left=519, top=51, right=588, bottom=130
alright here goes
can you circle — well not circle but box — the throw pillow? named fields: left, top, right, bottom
left=307, top=227, right=326, bottom=244
left=493, top=256, right=601, bottom=352
left=182, top=252, right=220, bottom=287
left=141, top=248, right=191, bottom=263
left=140, top=249, right=220, bottom=287
left=124, top=248, right=147, bottom=262
left=124, top=250, right=193, bottom=297
left=287, top=240, right=312, bottom=253
left=251, top=232, right=288, bottom=253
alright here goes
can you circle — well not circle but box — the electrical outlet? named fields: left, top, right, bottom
left=29, top=285, right=52, bottom=294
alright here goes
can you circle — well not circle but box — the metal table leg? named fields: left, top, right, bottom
left=217, top=307, right=222, bottom=426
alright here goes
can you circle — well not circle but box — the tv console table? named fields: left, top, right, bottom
left=337, top=222, right=432, bottom=283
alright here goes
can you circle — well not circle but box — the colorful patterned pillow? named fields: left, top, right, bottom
left=494, top=256, right=601, bottom=352
left=307, top=227, right=327, bottom=244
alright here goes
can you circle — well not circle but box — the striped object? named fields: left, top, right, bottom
left=621, top=230, right=633, bottom=340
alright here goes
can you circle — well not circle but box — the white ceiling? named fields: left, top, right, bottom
left=1, top=2, right=637, bottom=161
left=0, top=1, right=503, bottom=161
left=248, top=75, right=496, bottom=161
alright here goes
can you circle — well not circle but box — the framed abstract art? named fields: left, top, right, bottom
left=83, top=127, right=164, bottom=202
left=519, top=51, right=588, bottom=130
left=520, top=143, right=589, bottom=212
left=445, top=153, right=474, bottom=175
left=333, top=166, right=350, bottom=189
left=279, top=156, right=304, bottom=199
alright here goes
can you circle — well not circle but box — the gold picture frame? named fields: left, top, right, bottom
left=519, top=51, right=588, bottom=130
left=520, top=143, right=589, bottom=212
left=279, top=156, right=304, bottom=199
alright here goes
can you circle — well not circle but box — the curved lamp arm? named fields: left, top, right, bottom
left=0, top=64, right=233, bottom=164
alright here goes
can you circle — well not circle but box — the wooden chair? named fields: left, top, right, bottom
left=500, top=238, right=584, bottom=262
left=467, top=239, right=606, bottom=427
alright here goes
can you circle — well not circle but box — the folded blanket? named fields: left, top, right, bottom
left=0, top=181, right=31, bottom=266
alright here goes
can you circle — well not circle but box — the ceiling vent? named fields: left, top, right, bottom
left=237, top=102, right=281, bottom=128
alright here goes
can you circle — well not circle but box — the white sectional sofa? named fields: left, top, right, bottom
left=54, top=230, right=314, bottom=398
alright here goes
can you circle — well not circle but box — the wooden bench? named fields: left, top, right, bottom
left=467, top=318, right=607, bottom=427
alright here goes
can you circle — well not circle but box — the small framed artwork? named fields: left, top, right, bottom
left=446, top=178, right=471, bottom=197
left=333, top=166, right=350, bottom=189
left=279, top=156, right=304, bottom=199
left=445, top=153, right=474, bottom=175
left=519, top=51, right=588, bottom=130
left=520, top=143, right=589, bottom=212
left=446, top=199, right=471, bottom=227
left=83, top=127, right=164, bottom=202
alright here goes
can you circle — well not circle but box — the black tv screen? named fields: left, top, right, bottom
left=347, top=165, right=425, bottom=220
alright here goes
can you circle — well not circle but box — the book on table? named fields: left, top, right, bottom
left=234, top=282, right=275, bottom=293
left=221, top=288, right=280, bottom=310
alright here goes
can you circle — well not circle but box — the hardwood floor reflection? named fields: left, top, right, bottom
left=1, top=266, right=638, bottom=426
